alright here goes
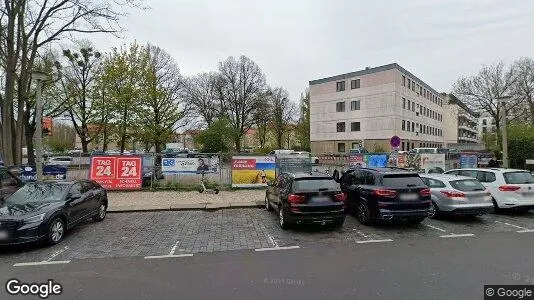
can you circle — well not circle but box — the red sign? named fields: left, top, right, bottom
left=90, top=156, right=142, bottom=190
left=232, top=159, right=256, bottom=170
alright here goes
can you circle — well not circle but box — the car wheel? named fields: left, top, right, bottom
left=279, top=206, right=290, bottom=230
left=93, top=202, right=107, bottom=222
left=265, top=195, right=272, bottom=211
left=357, top=201, right=371, bottom=225
left=429, top=202, right=440, bottom=219
left=47, top=218, right=65, bottom=245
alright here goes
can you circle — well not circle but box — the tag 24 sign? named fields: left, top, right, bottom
left=89, top=156, right=143, bottom=190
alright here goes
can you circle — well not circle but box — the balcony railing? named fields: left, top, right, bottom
left=458, top=125, right=478, bottom=133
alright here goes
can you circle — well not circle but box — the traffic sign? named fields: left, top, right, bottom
left=390, top=136, right=401, bottom=148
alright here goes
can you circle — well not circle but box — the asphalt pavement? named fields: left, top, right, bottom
left=1, top=232, right=533, bottom=300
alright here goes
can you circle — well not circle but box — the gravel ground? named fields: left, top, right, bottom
left=108, top=189, right=266, bottom=207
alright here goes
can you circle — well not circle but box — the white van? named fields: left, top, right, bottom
left=408, top=148, right=438, bottom=154
left=268, top=149, right=295, bottom=156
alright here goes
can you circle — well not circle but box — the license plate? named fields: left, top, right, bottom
left=310, top=196, right=330, bottom=203
left=399, top=193, right=418, bottom=201
left=0, top=230, right=8, bottom=240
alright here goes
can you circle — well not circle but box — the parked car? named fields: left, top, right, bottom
left=265, top=172, right=346, bottom=229
left=91, top=150, right=105, bottom=155
left=444, top=168, right=534, bottom=212
left=0, top=180, right=107, bottom=245
left=46, top=156, right=73, bottom=166
left=349, top=148, right=369, bottom=154
left=420, top=174, right=493, bottom=218
left=408, top=148, right=438, bottom=154
left=335, top=167, right=431, bottom=225
left=67, top=149, right=83, bottom=156
left=0, top=167, right=23, bottom=205
left=291, top=151, right=320, bottom=165
left=141, top=154, right=164, bottom=187
left=268, top=149, right=295, bottom=157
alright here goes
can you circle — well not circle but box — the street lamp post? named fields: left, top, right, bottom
left=31, top=70, right=51, bottom=181
left=498, top=96, right=512, bottom=168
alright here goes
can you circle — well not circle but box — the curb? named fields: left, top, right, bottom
left=108, top=203, right=263, bottom=213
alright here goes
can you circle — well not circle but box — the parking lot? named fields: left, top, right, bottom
left=1, top=208, right=533, bottom=266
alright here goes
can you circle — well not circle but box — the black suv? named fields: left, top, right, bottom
left=265, top=172, right=346, bottom=229
left=334, top=167, right=431, bottom=225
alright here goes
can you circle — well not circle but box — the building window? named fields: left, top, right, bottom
left=336, top=81, right=345, bottom=92
left=412, top=142, right=415, bottom=149
left=482, top=127, right=487, bottom=133
left=407, top=121, right=411, bottom=132
left=411, top=122, right=415, bottom=132
left=407, top=99, right=411, bottom=110
left=402, top=120, right=406, bottom=130
left=408, top=79, right=411, bottom=89
left=402, top=75, right=406, bottom=87
left=351, top=79, right=361, bottom=89
left=350, top=100, right=360, bottom=110
left=419, top=106, right=422, bottom=114
left=402, top=98, right=406, bottom=109
left=338, top=143, right=346, bottom=152
left=336, top=101, right=345, bottom=112
left=482, top=119, right=487, bottom=125
left=336, top=122, right=346, bottom=132
left=412, top=102, right=415, bottom=112
left=351, top=142, right=358, bottom=149
left=440, top=99, right=443, bottom=106
left=420, top=86, right=423, bottom=95
left=401, top=142, right=405, bottom=151
left=351, top=122, right=361, bottom=131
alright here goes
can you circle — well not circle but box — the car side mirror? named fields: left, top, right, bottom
left=69, top=192, right=82, bottom=200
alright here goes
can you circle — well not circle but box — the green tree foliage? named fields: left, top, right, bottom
left=507, top=123, right=534, bottom=169
left=195, top=119, right=235, bottom=153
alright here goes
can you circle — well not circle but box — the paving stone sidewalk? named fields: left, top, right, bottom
left=108, top=190, right=266, bottom=212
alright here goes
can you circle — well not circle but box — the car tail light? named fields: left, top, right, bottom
left=440, top=190, right=466, bottom=198
left=288, top=194, right=306, bottom=204
left=334, top=193, right=346, bottom=202
left=374, top=189, right=398, bottom=198
left=419, top=188, right=431, bottom=197
left=498, top=185, right=521, bottom=192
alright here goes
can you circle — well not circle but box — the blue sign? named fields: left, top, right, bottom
left=14, top=165, right=68, bottom=182
left=460, top=155, right=478, bottom=168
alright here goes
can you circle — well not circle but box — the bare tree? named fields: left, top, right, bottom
left=270, top=87, right=297, bottom=149
left=513, top=57, right=534, bottom=125
left=253, top=91, right=271, bottom=149
left=453, top=61, right=522, bottom=131
left=182, top=72, right=219, bottom=127
left=215, top=55, right=266, bottom=151
left=0, top=0, right=142, bottom=165
left=56, top=44, right=103, bottom=153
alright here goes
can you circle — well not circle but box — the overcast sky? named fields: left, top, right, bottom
left=90, top=0, right=534, bottom=101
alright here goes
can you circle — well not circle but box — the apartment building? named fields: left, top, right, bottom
left=477, top=111, right=497, bottom=139
left=309, top=63, right=445, bottom=154
left=442, top=93, right=480, bottom=145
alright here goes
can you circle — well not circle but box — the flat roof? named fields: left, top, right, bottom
left=443, top=93, right=479, bottom=117
left=309, top=63, right=442, bottom=96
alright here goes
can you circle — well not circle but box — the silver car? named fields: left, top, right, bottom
left=420, top=174, right=493, bottom=218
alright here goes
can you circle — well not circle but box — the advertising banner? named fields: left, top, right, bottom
left=402, top=154, right=445, bottom=173
left=460, top=154, right=478, bottom=168
left=10, top=165, right=67, bottom=182
left=161, top=156, right=219, bottom=174
left=231, top=156, right=276, bottom=188
left=89, top=156, right=142, bottom=190
left=276, top=153, right=312, bottom=176
left=349, top=154, right=388, bottom=168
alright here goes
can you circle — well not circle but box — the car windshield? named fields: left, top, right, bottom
left=449, top=179, right=486, bottom=191
left=5, top=183, right=69, bottom=205
left=292, top=178, right=339, bottom=191
left=503, top=172, right=534, bottom=184
left=382, top=174, right=425, bottom=187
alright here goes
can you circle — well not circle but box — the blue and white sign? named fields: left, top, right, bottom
left=13, top=165, right=68, bottom=182
left=161, top=156, right=219, bottom=174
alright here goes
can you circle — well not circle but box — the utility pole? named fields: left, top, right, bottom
left=498, top=96, right=511, bottom=168
left=32, top=70, right=51, bottom=181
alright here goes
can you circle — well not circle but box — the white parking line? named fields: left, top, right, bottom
left=267, top=234, right=279, bottom=248
left=144, top=254, right=194, bottom=259
left=169, top=240, right=180, bottom=255
left=47, top=246, right=69, bottom=262
left=440, top=233, right=475, bottom=238
left=424, top=224, right=447, bottom=232
left=255, top=246, right=300, bottom=252
left=495, top=221, right=533, bottom=233
left=14, top=261, right=71, bottom=267
left=356, top=239, right=393, bottom=244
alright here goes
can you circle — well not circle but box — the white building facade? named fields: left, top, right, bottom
left=442, top=93, right=479, bottom=145
left=309, top=63, right=445, bottom=154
